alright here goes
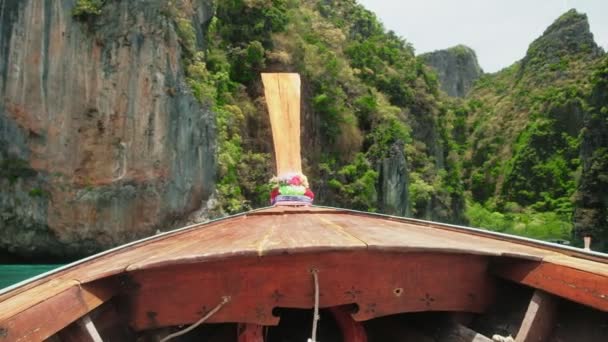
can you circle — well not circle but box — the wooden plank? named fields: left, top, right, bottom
left=255, top=214, right=366, bottom=256
left=125, top=217, right=264, bottom=270
left=0, top=280, right=117, bottom=342
left=77, top=220, right=237, bottom=281
left=329, top=307, right=367, bottom=342
left=87, top=301, right=135, bottom=342
left=493, top=260, right=608, bottom=312
left=261, top=73, right=302, bottom=175
left=1, top=208, right=604, bottom=303
left=438, top=323, right=493, bottom=342
left=1, top=207, right=606, bottom=340
left=249, top=206, right=340, bottom=215
left=126, top=251, right=494, bottom=330
left=326, top=215, right=504, bottom=257
left=0, top=220, right=219, bottom=302
left=238, top=324, right=264, bottom=342
left=57, top=315, right=103, bottom=342
left=541, top=255, right=608, bottom=277
left=0, top=280, right=77, bottom=322
left=362, top=211, right=608, bottom=265
left=127, top=214, right=367, bottom=270
left=72, top=302, right=135, bottom=341
left=515, top=290, right=557, bottom=342
left=342, top=214, right=556, bottom=260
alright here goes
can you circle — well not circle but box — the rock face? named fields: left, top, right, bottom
left=377, top=142, right=408, bottom=217
left=420, top=45, right=483, bottom=98
left=574, top=56, right=608, bottom=251
left=455, top=9, right=607, bottom=248
left=520, top=9, right=603, bottom=74
left=0, top=0, right=215, bottom=259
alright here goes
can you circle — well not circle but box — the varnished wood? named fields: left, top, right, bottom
left=493, top=260, right=608, bottom=312
left=0, top=279, right=116, bottom=342
left=89, top=301, right=135, bottom=342
left=124, top=214, right=367, bottom=270
left=329, top=307, right=367, bottom=342
left=57, top=315, right=103, bottom=342
left=367, top=212, right=608, bottom=264
left=1, top=206, right=608, bottom=337
left=238, top=323, right=264, bottom=342
left=126, top=251, right=494, bottom=330
left=261, top=73, right=302, bottom=175
left=515, top=290, right=557, bottom=342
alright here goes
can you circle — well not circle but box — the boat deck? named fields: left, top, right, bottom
left=1, top=206, right=607, bottom=341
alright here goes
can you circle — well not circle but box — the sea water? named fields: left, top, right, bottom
left=0, top=265, right=62, bottom=290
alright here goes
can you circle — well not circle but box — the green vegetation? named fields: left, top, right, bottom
left=28, top=188, right=48, bottom=198
left=161, top=0, right=290, bottom=214
left=161, top=3, right=606, bottom=248
left=451, top=10, right=606, bottom=249
left=0, top=157, right=36, bottom=184
left=325, top=153, right=378, bottom=211
left=72, top=0, right=104, bottom=18
left=466, top=202, right=571, bottom=241
left=573, top=56, right=608, bottom=250
left=167, top=0, right=461, bottom=219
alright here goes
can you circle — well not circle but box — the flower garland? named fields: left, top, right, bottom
left=269, top=172, right=315, bottom=205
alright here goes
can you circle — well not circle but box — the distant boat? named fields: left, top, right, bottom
left=0, top=74, right=606, bottom=342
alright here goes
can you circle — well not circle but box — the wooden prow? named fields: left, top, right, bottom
left=261, top=73, right=302, bottom=175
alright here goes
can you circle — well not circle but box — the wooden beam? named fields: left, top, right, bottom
left=0, top=280, right=117, bottom=342
left=437, top=323, right=493, bottom=342
left=238, top=323, right=264, bottom=342
left=329, top=307, right=367, bottom=342
left=493, top=260, right=608, bottom=312
left=261, top=73, right=302, bottom=175
left=57, top=315, right=103, bottom=342
left=127, top=251, right=494, bottom=330
left=87, top=301, right=135, bottom=341
left=515, top=290, right=557, bottom=342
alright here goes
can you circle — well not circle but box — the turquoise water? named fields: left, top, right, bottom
left=0, top=265, right=63, bottom=290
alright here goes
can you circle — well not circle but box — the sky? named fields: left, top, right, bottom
left=357, top=0, right=608, bottom=73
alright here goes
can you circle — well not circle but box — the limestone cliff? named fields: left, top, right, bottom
left=377, top=142, right=409, bottom=217
left=463, top=9, right=603, bottom=206
left=519, top=9, right=603, bottom=76
left=420, top=45, right=483, bottom=98
left=1, top=0, right=470, bottom=259
left=574, top=56, right=608, bottom=251
left=0, top=0, right=216, bottom=259
left=199, top=0, right=465, bottom=224
left=453, top=9, right=607, bottom=247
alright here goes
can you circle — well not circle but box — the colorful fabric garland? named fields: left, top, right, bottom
left=270, top=173, right=315, bottom=205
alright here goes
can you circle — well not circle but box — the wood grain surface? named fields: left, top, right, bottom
left=127, top=251, right=494, bottom=330
left=262, top=73, right=302, bottom=175
left=1, top=206, right=607, bottom=341
left=515, top=290, right=557, bottom=342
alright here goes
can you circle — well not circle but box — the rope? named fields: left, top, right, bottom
left=160, top=296, right=231, bottom=342
left=308, top=268, right=320, bottom=342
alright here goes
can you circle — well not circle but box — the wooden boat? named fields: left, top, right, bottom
left=1, top=74, right=607, bottom=342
